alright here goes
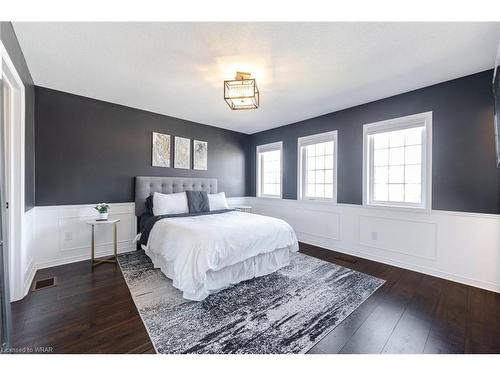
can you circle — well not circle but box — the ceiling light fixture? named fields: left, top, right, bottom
left=224, top=72, right=259, bottom=110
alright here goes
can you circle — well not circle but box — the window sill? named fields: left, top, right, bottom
left=257, top=195, right=282, bottom=200
left=363, top=202, right=431, bottom=214
left=298, top=198, right=338, bottom=205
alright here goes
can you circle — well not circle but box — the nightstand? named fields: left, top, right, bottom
left=86, top=219, right=120, bottom=268
left=231, top=205, right=252, bottom=213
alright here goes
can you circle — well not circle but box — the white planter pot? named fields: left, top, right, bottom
left=98, top=212, right=109, bottom=221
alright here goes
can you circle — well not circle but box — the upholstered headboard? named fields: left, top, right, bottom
left=134, top=176, right=218, bottom=216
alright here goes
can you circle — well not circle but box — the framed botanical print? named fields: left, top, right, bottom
left=193, top=140, right=208, bottom=170
left=174, top=136, right=191, bottom=169
left=152, top=132, right=171, bottom=167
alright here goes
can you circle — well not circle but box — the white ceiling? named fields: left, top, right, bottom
left=13, top=22, right=500, bottom=134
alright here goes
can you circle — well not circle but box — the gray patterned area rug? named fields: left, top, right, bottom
left=118, top=250, right=384, bottom=354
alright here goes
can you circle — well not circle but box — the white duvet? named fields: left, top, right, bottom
left=145, top=211, right=299, bottom=300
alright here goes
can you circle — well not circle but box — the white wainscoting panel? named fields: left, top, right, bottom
left=33, top=203, right=137, bottom=270
left=242, top=197, right=500, bottom=293
left=293, top=208, right=340, bottom=242
left=358, top=215, right=437, bottom=260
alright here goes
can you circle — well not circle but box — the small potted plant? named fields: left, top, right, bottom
left=94, top=203, right=110, bottom=221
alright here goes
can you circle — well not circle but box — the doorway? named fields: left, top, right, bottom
left=1, top=41, right=27, bottom=349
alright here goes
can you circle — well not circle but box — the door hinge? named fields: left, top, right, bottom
left=5, top=202, right=8, bottom=209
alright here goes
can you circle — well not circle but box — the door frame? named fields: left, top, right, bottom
left=1, top=40, right=26, bottom=302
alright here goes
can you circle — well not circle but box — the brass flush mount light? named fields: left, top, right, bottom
left=224, top=72, right=259, bottom=110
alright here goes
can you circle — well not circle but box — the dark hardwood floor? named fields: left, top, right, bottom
left=10, top=259, right=155, bottom=353
left=9, top=243, right=500, bottom=354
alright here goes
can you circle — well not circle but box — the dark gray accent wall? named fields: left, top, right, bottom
left=35, top=87, right=248, bottom=206
left=0, top=22, right=36, bottom=211
left=249, top=70, right=500, bottom=214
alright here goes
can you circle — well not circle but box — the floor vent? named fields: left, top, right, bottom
left=33, top=277, right=56, bottom=291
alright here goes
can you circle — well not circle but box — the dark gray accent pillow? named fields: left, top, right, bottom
left=145, top=195, right=154, bottom=214
left=186, top=190, right=210, bottom=213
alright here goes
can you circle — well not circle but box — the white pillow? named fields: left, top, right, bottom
left=152, top=191, right=189, bottom=216
left=208, top=192, right=229, bottom=211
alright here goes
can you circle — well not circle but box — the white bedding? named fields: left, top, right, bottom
left=144, top=211, right=299, bottom=300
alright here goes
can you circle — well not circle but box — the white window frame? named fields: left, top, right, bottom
left=256, top=141, right=283, bottom=199
left=297, top=130, right=338, bottom=202
left=362, top=111, right=432, bottom=211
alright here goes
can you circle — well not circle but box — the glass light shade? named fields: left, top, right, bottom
left=224, top=78, right=259, bottom=110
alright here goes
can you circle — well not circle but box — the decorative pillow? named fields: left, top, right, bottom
left=152, top=192, right=189, bottom=216
left=186, top=191, right=210, bottom=213
left=208, top=192, right=229, bottom=211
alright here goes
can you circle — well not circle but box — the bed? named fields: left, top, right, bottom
left=135, top=176, right=299, bottom=301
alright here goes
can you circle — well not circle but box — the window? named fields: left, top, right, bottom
left=363, top=112, right=432, bottom=210
left=298, top=131, right=338, bottom=201
left=256, top=141, right=283, bottom=198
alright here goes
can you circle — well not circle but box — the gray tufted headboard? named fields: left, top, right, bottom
left=135, top=176, right=218, bottom=216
